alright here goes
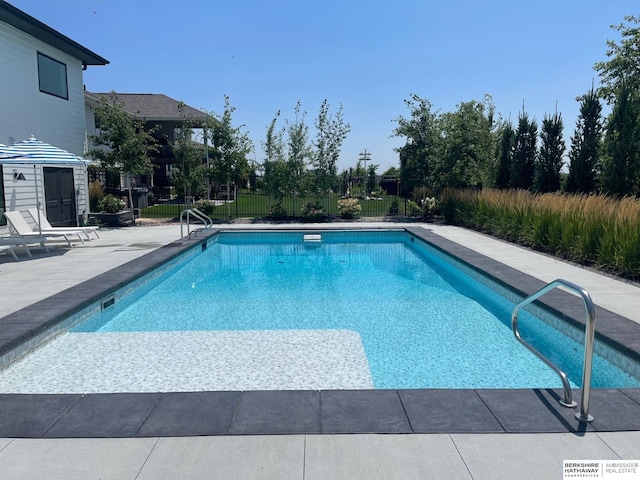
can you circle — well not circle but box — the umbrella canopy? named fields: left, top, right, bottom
left=2, top=136, right=89, bottom=164
left=0, top=144, right=24, bottom=160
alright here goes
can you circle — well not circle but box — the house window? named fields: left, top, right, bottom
left=37, top=52, right=68, bottom=100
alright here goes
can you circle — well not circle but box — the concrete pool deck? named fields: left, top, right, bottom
left=0, top=221, right=639, bottom=479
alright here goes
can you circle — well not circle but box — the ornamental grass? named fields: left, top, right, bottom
left=440, top=188, right=640, bottom=279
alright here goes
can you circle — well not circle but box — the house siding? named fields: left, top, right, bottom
left=3, top=165, right=41, bottom=212
left=0, top=21, right=86, bottom=156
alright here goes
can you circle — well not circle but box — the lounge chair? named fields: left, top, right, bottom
left=0, top=242, right=19, bottom=261
left=3, top=211, right=81, bottom=247
left=0, top=235, right=49, bottom=259
left=27, top=208, right=100, bottom=240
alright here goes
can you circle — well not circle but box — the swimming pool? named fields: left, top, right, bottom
left=0, top=229, right=639, bottom=393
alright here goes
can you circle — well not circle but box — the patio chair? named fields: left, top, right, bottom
left=0, top=243, right=19, bottom=261
left=3, top=211, right=80, bottom=248
left=0, top=235, right=49, bottom=260
left=27, top=208, right=100, bottom=240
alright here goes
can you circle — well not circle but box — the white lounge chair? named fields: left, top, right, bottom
left=0, top=242, right=19, bottom=261
left=3, top=211, right=81, bottom=247
left=27, top=208, right=100, bottom=240
left=0, top=235, right=49, bottom=259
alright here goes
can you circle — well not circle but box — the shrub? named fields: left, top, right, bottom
left=422, top=196, right=438, bottom=216
left=337, top=198, right=362, bottom=219
left=369, top=187, right=385, bottom=199
left=97, top=194, right=125, bottom=213
left=388, top=199, right=399, bottom=215
left=193, top=199, right=216, bottom=216
left=406, top=200, right=422, bottom=216
left=268, top=203, right=287, bottom=218
left=301, top=202, right=325, bottom=221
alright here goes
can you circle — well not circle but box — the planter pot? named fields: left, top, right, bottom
left=89, top=210, right=134, bottom=227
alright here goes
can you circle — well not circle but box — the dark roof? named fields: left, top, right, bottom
left=88, top=92, right=209, bottom=122
left=0, top=0, right=108, bottom=66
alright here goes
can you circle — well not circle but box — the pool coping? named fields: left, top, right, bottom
left=0, top=225, right=639, bottom=438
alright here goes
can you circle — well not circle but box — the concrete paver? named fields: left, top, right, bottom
left=0, top=437, right=158, bottom=480
left=137, top=436, right=305, bottom=480
left=596, top=431, right=640, bottom=458
left=451, top=433, right=621, bottom=480
left=0, top=437, right=12, bottom=450
left=304, top=434, right=472, bottom=480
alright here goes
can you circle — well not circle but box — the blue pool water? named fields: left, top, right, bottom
left=73, top=230, right=640, bottom=390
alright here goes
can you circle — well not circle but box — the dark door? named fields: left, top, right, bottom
left=43, top=167, right=76, bottom=226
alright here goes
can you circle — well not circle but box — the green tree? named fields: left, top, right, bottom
left=207, top=96, right=253, bottom=218
left=566, top=89, right=603, bottom=194
left=286, top=101, right=312, bottom=197
left=601, top=81, right=640, bottom=196
left=172, top=126, right=208, bottom=201
left=535, top=112, right=565, bottom=192
left=366, top=163, right=379, bottom=195
left=262, top=101, right=348, bottom=212
left=495, top=121, right=515, bottom=189
left=594, top=15, right=640, bottom=104
left=262, top=111, right=291, bottom=210
left=392, top=94, right=441, bottom=195
left=510, top=110, right=537, bottom=190
left=437, top=97, right=496, bottom=190
left=312, top=99, right=351, bottom=196
left=264, top=111, right=284, bottom=165
left=352, top=159, right=366, bottom=177
left=171, top=103, right=208, bottom=201
left=382, top=166, right=400, bottom=176
left=89, top=92, right=158, bottom=223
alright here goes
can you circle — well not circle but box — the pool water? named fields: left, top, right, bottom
left=70, top=230, right=640, bottom=390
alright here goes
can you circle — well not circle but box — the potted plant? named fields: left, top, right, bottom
left=90, top=194, right=132, bottom=227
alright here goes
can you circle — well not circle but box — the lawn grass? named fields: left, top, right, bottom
left=140, top=192, right=402, bottom=220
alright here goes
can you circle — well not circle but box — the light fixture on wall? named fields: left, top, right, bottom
left=13, top=170, right=26, bottom=181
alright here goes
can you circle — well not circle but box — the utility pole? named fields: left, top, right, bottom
left=359, top=149, right=371, bottom=199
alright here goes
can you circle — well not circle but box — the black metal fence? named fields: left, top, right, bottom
left=89, top=170, right=425, bottom=221
left=137, top=190, right=419, bottom=221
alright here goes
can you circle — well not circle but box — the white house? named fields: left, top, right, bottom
left=0, top=0, right=108, bottom=226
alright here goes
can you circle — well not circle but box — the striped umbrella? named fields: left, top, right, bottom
left=9, top=135, right=88, bottom=164
left=0, top=144, right=23, bottom=159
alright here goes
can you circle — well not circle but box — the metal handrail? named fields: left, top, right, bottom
left=180, top=208, right=213, bottom=239
left=511, top=278, right=596, bottom=423
left=190, top=208, right=214, bottom=230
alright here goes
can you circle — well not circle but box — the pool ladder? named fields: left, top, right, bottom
left=511, top=278, right=595, bottom=423
left=180, top=208, right=214, bottom=239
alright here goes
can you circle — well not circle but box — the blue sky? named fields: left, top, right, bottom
left=9, top=0, right=639, bottom=172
